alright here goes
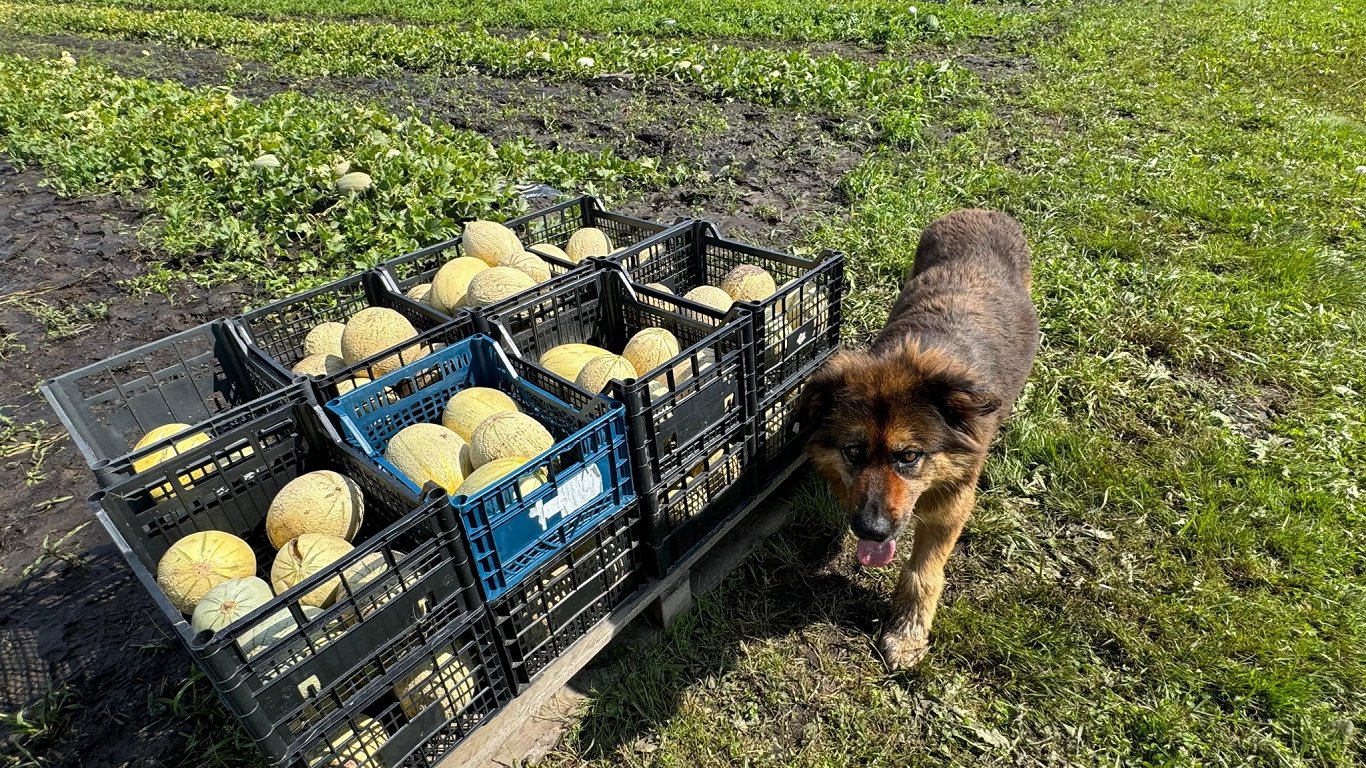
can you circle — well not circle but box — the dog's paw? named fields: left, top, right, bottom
left=880, top=629, right=930, bottom=670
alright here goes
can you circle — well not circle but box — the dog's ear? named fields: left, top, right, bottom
left=921, top=370, right=1001, bottom=431
left=797, top=353, right=854, bottom=429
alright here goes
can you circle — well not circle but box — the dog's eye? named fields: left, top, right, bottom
left=895, top=450, right=924, bottom=467
left=841, top=444, right=866, bottom=463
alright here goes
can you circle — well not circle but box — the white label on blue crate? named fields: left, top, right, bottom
left=528, top=465, right=605, bottom=532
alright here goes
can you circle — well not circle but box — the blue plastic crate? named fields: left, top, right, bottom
left=326, top=335, right=635, bottom=601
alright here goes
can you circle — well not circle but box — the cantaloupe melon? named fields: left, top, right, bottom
left=507, top=251, right=552, bottom=283
left=527, top=242, right=570, bottom=263
left=539, top=343, right=611, bottom=382
left=456, top=457, right=546, bottom=497
left=303, top=322, right=345, bottom=358
left=190, top=576, right=273, bottom=635
left=576, top=354, right=637, bottom=393
left=271, top=534, right=354, bottom=608
left=406, top=282, right=433, bottom=303
left=470, top=413, right=554, bottom=467
left=239, top=605, right=322, bottom=659
left=462, top=267, right=535, bottom=307
left=463, top=220, right=522, bottom=267
left=719, top=264, right=777, bottom=302
left=291, top=353, right=345, bottom=378
left=307, top=715, right=388, bottom=768
left=265, top=470, right=365, bottom=548
left=441, top=387, right=520, bottom=441
left=393, top=646, right=477, bottom=719
left=430, top=257, right=489, bottom=314
left=335, top=172, right=372, bottom=193
left=684, top=285, right=734, bottom=312
left=622, top=328, right=680, bottom=376
left=643, top=282, right=672, bottom=294
left=157, top=531, right=256, bottom=615
left=335, top=374, right=371, bottom=395
left=384, top=423, right=472, bottom=493
left=340, top=307, right=422, bottom=376
left=565, top=228, right=613, bottom=263
left=338, top=550, right=405, bottom=617
left=252, top=153, right=280, bottom=169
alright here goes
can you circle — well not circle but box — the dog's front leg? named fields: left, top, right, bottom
left=881, top=486, right=974, bottom=670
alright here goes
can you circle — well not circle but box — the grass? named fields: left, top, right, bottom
left=1, top=0, right=1364, bottom=764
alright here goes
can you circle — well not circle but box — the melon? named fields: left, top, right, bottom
left=265, top=470, right=365, bottom=548
left=463, top=220, right=522, bottom=267
left=565, top=228, right=613, bottom=263
left=303, top=321, right=346, bottom=358
left=338, top=550, right=403, bottom=613
left=291, top=353, right=345, bottom=378
left=384, top=422, right=472, bottom=493
left=334, top=374, right=370, bottom=395
left=507, top=251, right=552, bottom=283
left=340, top=307, right=422, bottom=377
left=462, top=267, right=535, bottom=307
left=719, top=264, right=778, bottom=302
left=308, top=716, right=387, bottom=768
left=157, top=531, right=256, bottom=615
left=331, top=160, right=352, bottom=178
left=539, top=343, right=612, bottom=382
left=684, top=285, right=734, bottom=312
left=190, top=576, right=273, bottom=635
left=406, top=282, right=433, bottom=303
left=576, top=354, right=637, bottom=393
left=471, top=412, right=554, bottom=468
left=430, top=257, right=489, bottom=314
left=271, top=534, right=354, bottom=608
left=622, top=328, right=680, bottom=376
left=251, top=153, right=280, bottom=170
left=527, top=242, right=570, bottom=263
left=441, top=387, right=520, bottom=441
left=394, top=646, right=478, bottom=719
left=335, top=172, right=372, bottom=193
left=132, top=423, right=210, bottom=474
left=456, top=456, right=547, bottom=497
left=643, top=282, right=672, bottom=294
left=239, top=605, right=322, bottom=659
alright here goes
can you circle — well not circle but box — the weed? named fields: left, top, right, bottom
left=20, top=522, right=90, bottom=578
left=0, top=684, right=77, bottom=767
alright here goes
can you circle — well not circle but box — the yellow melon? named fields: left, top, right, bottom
left=719, top=264, right=778, bottom=302
left=339, top=551, right=406, bottom=618
left=334, top=374, right=370, bottom=395
left=265, top=470, right=365, bottom=548
left=507, top=251, right=552, bottom=283
left=340, top=307, right=422, bottom=376
left=456, top=457, right=547, bottom=497
left=622, top=328, right=680, bottom=376
left=393, top=646, right=477, bottom=719
left=307, top=715, right=388, bottom=768
left=643, top=282, right=672, bottom=294
left=462, top=220, right=522, bottom=267
left=539, top=343, right=612, bottom=382
left=462, top=267, right=535, bottom=307
left=291, top=353, right=345, bottom=378
left=430, top=257, right=489, bottom=314
left=441, top=387, right=520, bottom=441
left=271, top=534, right=354, bottom=608
left=565, top=228, right=613, bottom=263
left=406, top=282, right=433, bottom=303
left=157, top=531, right=256, bottom=615
left=527, top=242, right=570, bottom=263
left=384, top=423, right=472, bottom=494
left=132, top=423, right=210, bottom=475
left=470, top=412, right=554, bottom=467
left=576, top=354, right=637, bottom=393
left=303, top=322, right=345, bottom=358
left=190, top=576, right=273, bottom=635
left=238, top=605, right=322, bottom=659
left=684, top=286, right=734, bottom=312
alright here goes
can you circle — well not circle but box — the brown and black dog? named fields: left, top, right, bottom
left=799, top=209, right=1038, bottom=669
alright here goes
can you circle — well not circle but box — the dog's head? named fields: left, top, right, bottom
left=798, top=340, right=1000, bottom=562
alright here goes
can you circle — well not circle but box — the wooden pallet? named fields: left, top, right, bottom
left=439, top=459, right=807, bottom=767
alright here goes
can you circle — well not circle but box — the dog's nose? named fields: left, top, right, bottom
left=851, top=509, right=893, bottom=542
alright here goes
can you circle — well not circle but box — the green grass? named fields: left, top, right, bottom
left=40, top=0, right=1042, bottom=47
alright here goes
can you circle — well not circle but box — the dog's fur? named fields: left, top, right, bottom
left=799, top=209, right=1038, bottom=669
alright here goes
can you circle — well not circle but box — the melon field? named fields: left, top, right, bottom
left=1, top=0, right=1364, bottom=764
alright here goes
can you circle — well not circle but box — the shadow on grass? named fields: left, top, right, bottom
left=560, top=477, right=893, bottom=761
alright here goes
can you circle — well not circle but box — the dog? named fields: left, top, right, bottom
left=798, top=209, right=1038, bottom=669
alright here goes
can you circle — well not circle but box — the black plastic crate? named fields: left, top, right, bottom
left=93, top=401, right=484, bottom=763
left=285, top=609, right=509, bottom=768
left=40, top=320, right=295, bottom=488
left=377, top=195, right=688, bottom=302
left=233, top=270, right=452, bottom=393
left=476, top=268, right=758, bottom=576
left=490, top=501, right=648, bottom=691
left=608, top=221, right=845, bottom=394
left=755, top=354, right=833, bottom=487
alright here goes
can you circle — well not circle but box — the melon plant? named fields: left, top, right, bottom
left=470, top=412, right=554, bottom=467
left=265, top=470, right=365, bottom=548
left=157, top=531, right=257, bottom=615
left=384, top=422, right=472, bottom=493
left=441, top=387, right=520, bottom=441
left=190, top=576, right=273, bottom=635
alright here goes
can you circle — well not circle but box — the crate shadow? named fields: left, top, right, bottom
left=561, top=483, right=893, bottom=761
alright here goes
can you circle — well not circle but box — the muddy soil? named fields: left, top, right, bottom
left=0, top=158, right=256, bottom=766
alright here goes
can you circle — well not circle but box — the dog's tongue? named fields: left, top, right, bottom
left=856, top=538, right=896, bottom=567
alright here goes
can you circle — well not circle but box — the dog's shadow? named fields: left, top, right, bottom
left=560, top=478, right=893, bottom=761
